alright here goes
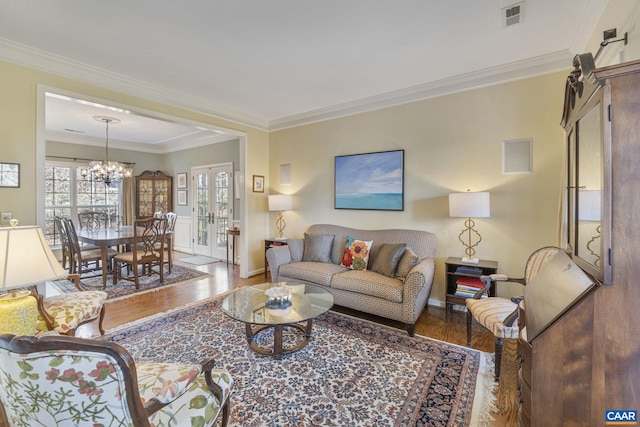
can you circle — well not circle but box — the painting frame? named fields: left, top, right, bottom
left=176, top=172, right=188, bottom=189
left=335, top=149, right=404, bottom=211
left=253, top=175, right=265, bottom=193
left=0, top=162, right=20, bottom=188
left=177, top=189, right=188, bottom=206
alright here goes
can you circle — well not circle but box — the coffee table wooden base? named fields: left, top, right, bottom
left=245, top=320, right=313, bottom=360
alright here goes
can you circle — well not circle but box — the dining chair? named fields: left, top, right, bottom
left=77, top=211, right=102, bottom=230
left=112, top=217, right=168, bottom=289
left=155, top=211, right=177, bottom=272
left=65, top=218, right=117, bottom=278
left=466, top=246, right=560, bottom=379
left=0, top=334, right=232, bottom=427
left=54, top=216, right=71, bottom=270
left=29, top=274, right=108, bottom=336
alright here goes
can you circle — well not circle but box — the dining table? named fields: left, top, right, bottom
left=76, top=226, right=138, bottom=287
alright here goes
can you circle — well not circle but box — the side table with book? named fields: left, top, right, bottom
left=444, top=257, right=498, bottom=322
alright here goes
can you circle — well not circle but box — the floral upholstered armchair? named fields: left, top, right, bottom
left=29, top=274, right=107, bottom=336
left=0, top=334, right=232, bottom=427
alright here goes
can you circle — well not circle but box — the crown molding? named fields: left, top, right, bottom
left=268, top=50, right=574, bottom=130
left=2, top=38, right=574, bottom=133
left=46, top=130, right=237, bottom=155
left=0, top=38, right=270, bottom=131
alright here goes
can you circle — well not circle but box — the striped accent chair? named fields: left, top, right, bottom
left=466, top=246, right=560, bottom=379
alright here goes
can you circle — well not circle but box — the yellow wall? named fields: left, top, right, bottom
left=269, top=72, right=568, bottom=303
left=0, top=59, right=270, bottom=275
left=1, top=0, right=637, bottom=285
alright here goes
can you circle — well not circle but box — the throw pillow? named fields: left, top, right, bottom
left=396, top=247, right=420, bottom=278
left=340, top=236, right=356, bottom=267
left=370, top=243, right=407, bottom=278
left=340, top=236, right=373, bottom=270
left=302, top=233, right=335, bottom=263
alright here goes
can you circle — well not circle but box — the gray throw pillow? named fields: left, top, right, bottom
left=370, top=243, right=406, bottom=278
left=302, top=233, right=335, bottom=263
left=396, top=247, right=420, bottom=278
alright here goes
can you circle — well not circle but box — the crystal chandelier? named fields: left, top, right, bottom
left=81, top=116, right=132, bottom=186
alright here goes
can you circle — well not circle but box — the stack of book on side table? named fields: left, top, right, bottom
left=454, top=266, right=487, bottom=299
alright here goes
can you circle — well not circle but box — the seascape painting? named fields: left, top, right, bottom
left=335, top=150, right=404, bottom=210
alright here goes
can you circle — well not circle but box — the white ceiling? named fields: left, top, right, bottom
left=0, top=0, right=613, bottom=151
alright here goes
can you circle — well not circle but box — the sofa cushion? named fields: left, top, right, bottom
left=370, top=243, right=406, bottom=278
left=279, top=261, right=348, bottom=286
left=396, top=247, right=419, bottom=278
left=331, top=270, right=404, bottom=303
left=302, top=233, right=335, bottom=263
left=340, top=236, right=373, bottom=270
left=287, top=238, right=304, bottom=262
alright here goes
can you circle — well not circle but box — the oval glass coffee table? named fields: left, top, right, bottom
left=221, top=282, right=334, bottom=359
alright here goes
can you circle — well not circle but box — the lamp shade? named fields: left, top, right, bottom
left=0, top=225, right=67, bottom=290
left=268, top=194, right=293, bottom=212
left=449, top=192, right=491, bottom=218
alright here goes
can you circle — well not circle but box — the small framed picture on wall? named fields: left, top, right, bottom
left=177, top=172, right=188, bottom=189
left=0, top=162, right=20, bottom=188
left=253, top=175, right=264, bottom=193
left=177, top=190, right=188, bottom=206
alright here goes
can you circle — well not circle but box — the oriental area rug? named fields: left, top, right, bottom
left=105, top=297, right=497, bottom=426
left=51, top=265, right=211, bottom=301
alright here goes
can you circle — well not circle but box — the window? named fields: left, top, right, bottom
left=45, top=162, right=122, bottom=245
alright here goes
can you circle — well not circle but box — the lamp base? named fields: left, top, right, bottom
left=461, top=256, right=480, bottom=265
left=0, top=290, right=37, bottom=335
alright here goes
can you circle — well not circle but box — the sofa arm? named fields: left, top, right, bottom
left=266, top=246, right=292, bottom=282
left=402, top=258, right=436, bottom=324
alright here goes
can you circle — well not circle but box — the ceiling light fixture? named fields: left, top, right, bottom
left=81, top=116, right=132, bottom=186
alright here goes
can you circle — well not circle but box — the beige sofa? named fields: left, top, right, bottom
left=266, top=224, right=437, bottom=335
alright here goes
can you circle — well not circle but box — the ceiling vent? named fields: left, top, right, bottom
left=502, top=2, right=524, bottom=27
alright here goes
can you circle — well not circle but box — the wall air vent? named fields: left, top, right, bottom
left=502, top=2, right=524, bottom=27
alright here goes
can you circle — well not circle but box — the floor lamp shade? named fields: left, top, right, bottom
left=0, top=225, right=68, bottom=335
left=449, top=192, right=491, bottom=264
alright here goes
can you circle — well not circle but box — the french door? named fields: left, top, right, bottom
left=192, top=163, right=233, bottom=259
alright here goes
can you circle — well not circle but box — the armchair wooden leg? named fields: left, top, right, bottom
left=466, top=310, right=472, bottom=345
left=220, top=398, right=230, bottom=427
left=97, top=305, right=106, bottom=336
left=495, top=338, right=503, bottom=379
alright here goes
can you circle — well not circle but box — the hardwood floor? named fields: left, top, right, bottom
left=77, top=252, right=519, bottom=427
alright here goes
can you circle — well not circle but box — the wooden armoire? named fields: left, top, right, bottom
left=135, top=170, right=172, bottom=218
left=519, top=57, right=640, bottom=426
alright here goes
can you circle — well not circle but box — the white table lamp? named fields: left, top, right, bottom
left=0, top=222, right=68, bottom=335
left=268, top=194, right=293, bottom=240
left=449, top=191, right=491, bottom=264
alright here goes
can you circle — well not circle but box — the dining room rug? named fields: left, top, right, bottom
left=105, top=296, right=497, bottom=426
left=51, top=265, right=212, bottom=301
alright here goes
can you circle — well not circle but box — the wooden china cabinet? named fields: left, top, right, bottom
left=135, top=170, right=172, bottom=218
left=519, top=57, right=640, bottom=426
